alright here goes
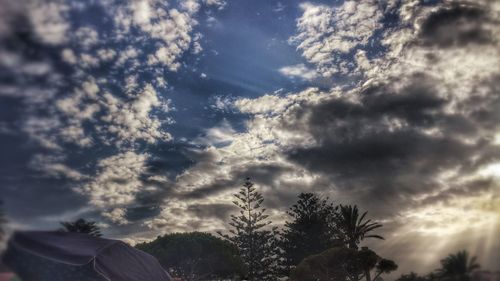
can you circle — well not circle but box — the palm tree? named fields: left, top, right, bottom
left=438, top=250, right=480, bottom=281
left=334, top=205, right=384, bottom=249
left=60, top=218, right=102, bottom=237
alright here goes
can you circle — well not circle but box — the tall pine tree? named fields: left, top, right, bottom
left=280, top=193, right=340, bottom=273
left=218, top=178, right=279, bottom=281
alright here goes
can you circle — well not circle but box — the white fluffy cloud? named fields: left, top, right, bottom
left=79, top=151, right=150, bottom=224
left=28, top=0, right=70, bottom=45
left=290, top=1, right=383, bottom=77
left=0, top=0, right=227, bottom=228
left=25, top=0, right=212, bottom=156
left=114, top=0, right=202, bottom=71
left=203, top=0, right=226, bottom=9
left=194, top=120, right=236, bottom=146
left=74, top=26, right=99, bottom=49
left=53, top=81, right=171, bottom=148
left=99, top=83, right=172, bottom=146
left=61, top=49, right=78, bottom=64
left=279, top=64, right=318, bottom=80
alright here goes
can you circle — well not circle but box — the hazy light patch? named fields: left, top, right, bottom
left=388, top=194, right=500, bottom=271
left=480, top=217, right=499, bottom=264
left=494, top=133, right=500, bottom=145
left=416, top=238, right=451, bottom=270
left=479, top=163, right=500, bottom=179
left=194, top=120, right=236, bottom=147
left=279, top=169, right=318, bottom=187
left=406, top=198, right=498, bottom=237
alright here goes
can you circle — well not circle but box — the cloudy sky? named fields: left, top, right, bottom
left=1, top=0, right=499, bottom=275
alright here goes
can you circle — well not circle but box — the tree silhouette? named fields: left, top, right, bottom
left=60, top=218, right=102, bottom=237
left=335, top=205, right=383, bottom=249
left=218, top=178, right=280, bottom=281
left=281, top=193, right=339, bottom=272
left=438, top=250, right=480, bottom=281
left=373, top=258, right=398, bottom=281
left=396, top=272, right=429, bottom=281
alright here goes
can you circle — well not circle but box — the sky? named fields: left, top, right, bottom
left=1, top=0, right=500, bottom=275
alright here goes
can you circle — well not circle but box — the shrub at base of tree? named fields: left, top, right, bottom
left=291, top=246, right=397, bottom=281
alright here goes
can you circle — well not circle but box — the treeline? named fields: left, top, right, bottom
left=137, top=178, right=396, bottom=281
left=56, top=179, right=483, bottom=281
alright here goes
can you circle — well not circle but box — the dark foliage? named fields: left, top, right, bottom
left=437, top=250, right=480, bottom=281
left=218, top=178, right=280, bottom=281
left=137, top=232, right=245, bottom=281
left=396, top=272, right=430, bottom=281
left=59, top=218, right=102, bottom=237
left=334, top=205, right=384, bottom=249
left=395, top=250, right=481, bottom=281
left=280, top=193, right=340, bottom=272
left=291, top=246, right=397, bottom=281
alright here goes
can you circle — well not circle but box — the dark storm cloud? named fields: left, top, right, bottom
left=186, top=203, right=236, bottom=220
left=146, top=142, right=198, bottom=180
left=284, top=72, right=499, bottom=216
left=179, top=161, right=294, bottom=200
left=261, top=1, right=500, bottom=220
left=418, top=178, right=497, bottom=207
left=419, top=3, right=496, bottom=47
left=125, top=181, right=175, bottom=222
left=125, top=205, right=163, bottom=222
left=467, top=74, right=500, bottom=131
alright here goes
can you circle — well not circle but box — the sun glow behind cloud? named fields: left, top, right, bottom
left=381, top=174, right=500, bottom=271
left=494, top=133, right=500, bottom=145
left=480, top=163, right=500, bottom=179
left=375, top=192, right=500, bottom=274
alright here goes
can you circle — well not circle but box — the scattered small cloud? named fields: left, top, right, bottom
left=278, top=64, right=318, bottom=81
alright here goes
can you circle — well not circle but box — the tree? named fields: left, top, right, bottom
left=291, top=247, right=397, bottom=281
left=335, top=205, right=384, bottom=249
left=60, top=218, right=102, bottom=237
left=426, top=272, right=441, bottom=281
left=396, top=272, right=429, bottom=281
left=356, top=247, right=397, bottom=281
left=281, top=193, right=340, bottom=272
left=137, top=232, right=245, bottom=281
left=373, top=258, right=398, bottom=280
left=438, top=250, right=480, bottom=281
left=218, top=178, right=280, bottom=281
